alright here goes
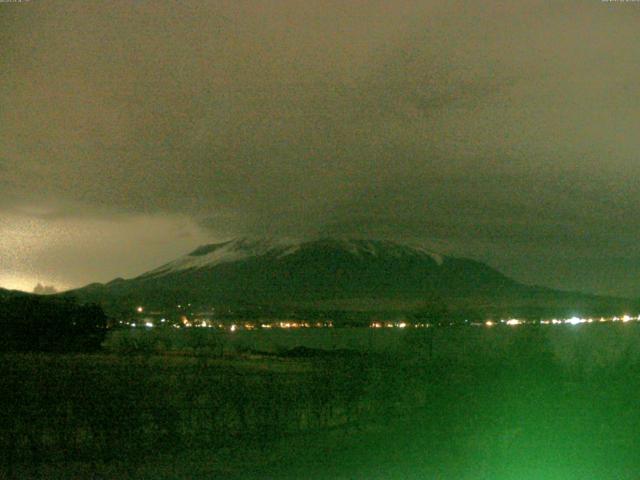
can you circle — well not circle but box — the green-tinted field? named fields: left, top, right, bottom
left=3, top=324, right=640, bottom=479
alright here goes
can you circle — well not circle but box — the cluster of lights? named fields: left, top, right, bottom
left=502, top=315, right=640, bottom=327
left=128, top=306, right=640, bottom=330
left=225, top=321, right=334, bottom=331
left=369, top=322, right=429, bottom=329
left=274, top=321, right=333, bottom=329
left=125, top=311, right=334, bottom=331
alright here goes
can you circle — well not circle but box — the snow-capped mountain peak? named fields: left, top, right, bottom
left=139, top=237, right=445, bottom=279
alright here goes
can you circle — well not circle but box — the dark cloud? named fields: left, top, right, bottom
left=1, top=1, right=639, bottom=296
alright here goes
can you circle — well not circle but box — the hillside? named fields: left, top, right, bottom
left=66, top=238, right=634, bottom=319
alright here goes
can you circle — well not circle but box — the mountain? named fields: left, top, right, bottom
left=67, top=238, right=634, bottom=319
left=0, top=287, right=32, bottom=300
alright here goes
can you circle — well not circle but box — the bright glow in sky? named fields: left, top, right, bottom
left=0, top=210, right=210, bottom=292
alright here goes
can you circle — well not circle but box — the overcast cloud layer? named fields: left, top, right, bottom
left=1, top=1, right=640, bottom=296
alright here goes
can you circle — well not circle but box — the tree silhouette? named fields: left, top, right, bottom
left=0, top=294, right=107, bottom=351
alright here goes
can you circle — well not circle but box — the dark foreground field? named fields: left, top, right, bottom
left=2, top=325, right=640, bottom=479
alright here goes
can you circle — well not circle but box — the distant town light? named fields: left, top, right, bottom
left=230, top=324, right=237, bottom=332
left=565, top=317, right=584, bottom=325
left=506, top=319, right=521, bottom=326
left=136, top=306, right=143, bottom=313
left=145, top=322, right=153, bottom=328
left=485, top=320, right=494, bottom=327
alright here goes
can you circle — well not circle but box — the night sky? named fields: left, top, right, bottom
left=1, top=1, right=639, bottom=297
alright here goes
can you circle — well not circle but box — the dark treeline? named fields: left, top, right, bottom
left=0, top=293, right=107, bottom=352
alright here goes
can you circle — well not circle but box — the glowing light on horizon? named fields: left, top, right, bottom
left=0, top=273, right=70, bottom=294
left=565, top=317, right=585, bottom=325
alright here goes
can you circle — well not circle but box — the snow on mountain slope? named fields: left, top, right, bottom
left=139, top=238, right=445, bottom=279
left=139, top=238, right=298, bottom=278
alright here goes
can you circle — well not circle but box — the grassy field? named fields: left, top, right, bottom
left=3, top=324, right=640, bottom=479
